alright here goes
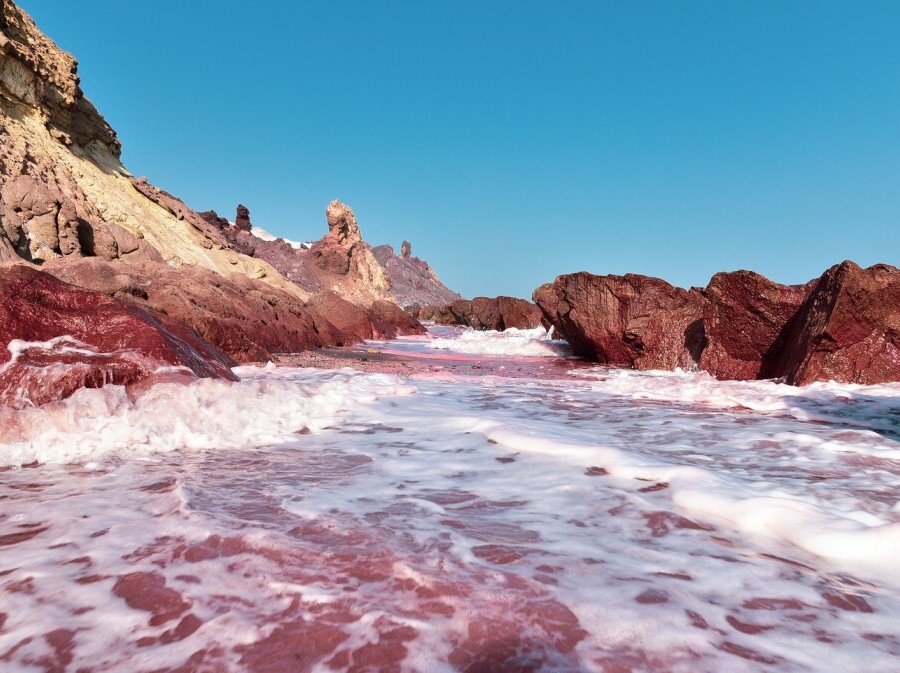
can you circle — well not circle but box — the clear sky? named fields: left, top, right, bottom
left=18, top=1, right=900, bottom=299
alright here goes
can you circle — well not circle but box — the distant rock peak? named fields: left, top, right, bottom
left=324, top=199, right=361, bottom=246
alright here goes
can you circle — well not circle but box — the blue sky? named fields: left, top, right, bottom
left=18, top=1, right=900, bottom=299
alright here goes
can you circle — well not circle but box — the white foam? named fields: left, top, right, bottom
left=376, top=325, right=572, bottom=358
left=0, top=367, right=415, bottom=466
left=2, top=360, right=900, bottom=672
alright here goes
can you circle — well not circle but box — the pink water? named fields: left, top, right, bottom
left=1, top=327, right=899, bottom=672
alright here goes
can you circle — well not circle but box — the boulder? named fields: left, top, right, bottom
left=699, top=271, right=814, bottom=380
left=775, top=261, right=900, bottom=385
left=400, top=240, right=412, bottom=258
left=0, top=264, right=237, bottom=407
left=533, top=272, right=707, bottom=370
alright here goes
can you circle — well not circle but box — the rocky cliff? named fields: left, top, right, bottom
left=371, top=240, right=462, bottom=308
left=0, top=0, right=306, bottom=298
left=0, top=1, right=428, bottom=406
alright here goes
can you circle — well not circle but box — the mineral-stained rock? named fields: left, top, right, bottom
left=400, top=240, right=412, bottom=258
left=699, top=271, right=814, bottom=380
left=306, top=291, right=424, bottom=343
left=533, top=272, right=707, bottom=370
left=410, top=297, right=543, bottom=331
left=235, top=204, right=252, bottom=232
left=774, top=261, right=900, bottom=385
left=252, top=199, right=393, bottom=305
left=371, top=242, right=462, bottom=308
left=0, top=264, right=237, bottom=407
left=370, top=300, right=427, bottom=337
left=43, top=257, right=349, bottom=363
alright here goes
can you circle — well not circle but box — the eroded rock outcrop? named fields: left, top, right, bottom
left=306, top=291, right=425, bottom=343
left=776, top=261, right=900, bottom=385
left=0, top=264, right=237, bottom=407
left=699, top=271, right=814, bottom=380
left=371, top=242, right=461, bottom=308
left=410, top=296, right=543, bottom=331
left=534, top=273, right=707, bottom=370
left=534, top=263, right=900, bottom=385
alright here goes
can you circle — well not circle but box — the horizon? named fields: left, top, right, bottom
left=17, top=0, right=900, bottom=300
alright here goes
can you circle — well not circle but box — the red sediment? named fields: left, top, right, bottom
left=112, top=572, right=191, bottom=626
left=472, top=544, right=527, bottom=565
left=822, top=589, right=875, bottom=613
left=717, top=640, right=783, bottom=665
left=0, top=526, right=48, bottom=546
left=635, top=589, right=670, bottom=604
left=584, top=466, right=609, bottom=476
left=726, top=614, right=775, bottom=634
left=742, top=597, right=805, bottom=611
left=643, top=511, right=713, bottom=537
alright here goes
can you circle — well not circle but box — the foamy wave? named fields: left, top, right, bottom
left=426, top=327, right=571, bottom=358
left=573, top=367, right=900, bottom=448
left=486, top=427, right=900, bottom=583
left=0, top=367, right=415, bottom=466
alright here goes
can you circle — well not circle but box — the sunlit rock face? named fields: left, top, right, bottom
left=0, top=264, right=237, bottom=407
left=534, top=272, right=707, bottom=371
left=0, top=1, right=304, bottom=297
left=535, top=262, right=900, bottom=385
left=776, top=261, right=900, bottom=385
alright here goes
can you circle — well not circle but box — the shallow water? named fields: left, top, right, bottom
left=1, top=328, right=899, bottom=672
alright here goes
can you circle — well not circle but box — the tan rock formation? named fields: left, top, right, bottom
left=0, top=1, right=306, bottom=299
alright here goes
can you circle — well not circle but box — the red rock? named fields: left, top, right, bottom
left=0, top=264, right=237, bottom=407
left=775, top=261, right=900, bottom=385
left=699, top=271, right=814, bottom=380
left=410, top=296, right=543, bottom=331
left=234, top=204, right=252, bottom=232
left=371, top=242, right=462, bottom=308
left=306, top=291, right=424, bottom=343
left=43, top=257, right=350, bottom=363
left=533, top=272, right=706, bottom=370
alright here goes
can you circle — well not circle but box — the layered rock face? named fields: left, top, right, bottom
left=0, top=264, right=237, bottom=407
left=0, top=1, right=303, bottom=297
left=371, top=240, right=462, bottom=308
left=410, top=297, right=543, bottom=331
left=534, top=262, right=900, bottom=385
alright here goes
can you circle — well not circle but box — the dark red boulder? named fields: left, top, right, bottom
left=0, top=264, right=237, bottom=407
left=775, top=261, right=900, bottom=385
left=533, top=272, right=707, bottom=370
left=699, top=271, right=815, bottom=380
